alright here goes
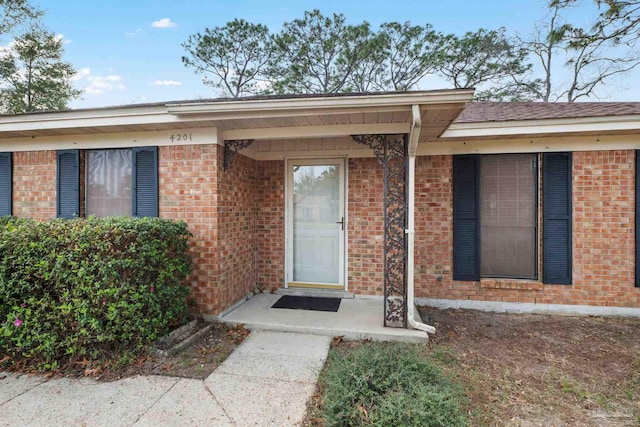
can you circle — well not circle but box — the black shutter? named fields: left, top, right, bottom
left=542, top=152, right=572, bottom=284
left=56, top=150, right=79, bottom=219
left=636, top=151, right=640, bottom=287
left=453, top=155, right=480, bottom=281
left=0, top=152, right=12, bottom=216
left=132, top=146, right=158, bottom=217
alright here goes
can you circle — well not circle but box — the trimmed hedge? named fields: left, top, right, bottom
left=0, top=216, right=192, bottom=369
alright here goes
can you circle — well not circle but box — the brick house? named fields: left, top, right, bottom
left=0, top=91, right=639, bottom=330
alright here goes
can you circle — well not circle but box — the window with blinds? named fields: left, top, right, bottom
left=479, top=154, right=537, bottom=279
left=86, top=149, right=133, bottom=217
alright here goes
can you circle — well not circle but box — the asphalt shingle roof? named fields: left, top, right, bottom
left=455, top=102, right=640, bottom=123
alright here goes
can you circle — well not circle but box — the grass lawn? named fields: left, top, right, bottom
left=305, top=308, right=640, bottom=426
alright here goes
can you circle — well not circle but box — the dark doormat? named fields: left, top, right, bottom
left=271, top=295, right=341, bottom=312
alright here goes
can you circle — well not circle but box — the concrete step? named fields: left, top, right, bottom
left=274, top=287, right=355, bottom=299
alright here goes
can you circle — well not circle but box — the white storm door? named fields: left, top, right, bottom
left=286, top=158, right=346, bottom=289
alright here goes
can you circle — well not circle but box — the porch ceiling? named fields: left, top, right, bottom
left=217, top=104, right=467, bottom=143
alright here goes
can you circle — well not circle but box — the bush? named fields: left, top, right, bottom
left=319, top=343, right=468, bottom=427
left=0, top=216, right=192, bottom=369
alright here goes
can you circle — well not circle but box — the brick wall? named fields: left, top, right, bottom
left=415, top=152, right=640, bottom=308
left=159, top=146, right=259, bottom=316
left=256, top=161, right=285, bottom=291
left=347, top=158, right=384, bottom=295
left=216, top=151, right=258, bottom=311
left=569, top=150, right=637, bottom=307
left=158, top=144, right=220, bottom=315
left=10, top=146, right=639, bottom=312
left=13, top=151, right=56, bottom=220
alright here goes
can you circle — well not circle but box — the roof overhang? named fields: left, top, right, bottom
left=442, top=114, right=640, bottom=140
left=166, top=90, right=473, bottom=117
left=0, top=90, right=474, bottom=143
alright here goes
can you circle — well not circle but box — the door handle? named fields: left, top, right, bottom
left=335, top=217, right=345, bottom=231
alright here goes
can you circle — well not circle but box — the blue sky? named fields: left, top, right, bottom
left=27, top=0, right=638, bottom=108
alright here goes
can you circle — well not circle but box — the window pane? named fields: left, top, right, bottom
left=86, top=149, right=133, bottom=217
left=480, top=154, right=536, bottom=278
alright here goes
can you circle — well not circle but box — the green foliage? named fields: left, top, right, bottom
left=181, top=5, right=640, bottom=101
left=437, top=27, right=540, bottom=101
left=319, top=343, right=468, bottom=427
left=348, top=22, right=444, bottom=92
left=0, top=26, right=81, bottom=114
left=524, top=1, right=640, bottom=102
left=270, top=10, right=382, bottom=94
left=0, top=216, right=192, bottom=369
left=0, top=0, right=41, bottom=37
left=182, top=19, right=275, bottom=97
left=378, top=22, right=444, bottom=91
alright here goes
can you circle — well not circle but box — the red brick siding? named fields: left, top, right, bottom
left=568, top=150, right=637, bottom=307
left=216, top=150, right=258, bottom=311
left=13, top=151, right=56, bottom=220
left=348, top=158, right=384, bottom=295
left=256, top=160, right=285, bottom=291
left=415, top=152, right=640, bottom=308
left=10, top=146, right=640, bottom=311
left=158, top=144, right=220, bottom=315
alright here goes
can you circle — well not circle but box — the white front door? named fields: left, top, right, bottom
left=286, top=158, right=346, bottom=289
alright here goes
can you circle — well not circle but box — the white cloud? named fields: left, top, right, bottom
left=125, top=28, right=142, bottom=37
left=72, top=68, right=125, bottom=95
left=86, top=75, right=125, bottom=95
left=55, top=34, right=72, bottom=44
left=71, top=67, right=92, bottom=81
left=151, top=18, right=176, bottom=28
left=0, top=39, right=17, bottom=57
left=151, top=80, right=182, bottom=86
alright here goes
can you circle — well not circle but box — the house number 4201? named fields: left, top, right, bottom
left=170, top=133, right=192, bottom=142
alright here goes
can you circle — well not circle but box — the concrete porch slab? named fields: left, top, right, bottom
left=221, top=293, right=428, bottom=343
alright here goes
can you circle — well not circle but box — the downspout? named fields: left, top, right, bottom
left=407, top=104, right=436, bottom=335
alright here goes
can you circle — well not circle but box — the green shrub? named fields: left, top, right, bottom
left=319, top=343, right=468, bottom=427
left=0, top=216, right=192, bottom=369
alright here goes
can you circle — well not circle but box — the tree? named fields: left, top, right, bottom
left=577, top=0, right=640, bottom=42
left=269, top=10, right=382, bottom=94
left=349, top=22, right=444, bottom=92
left=520, top=1, right=640, bottom=101
left=381, top=22, right=444, bottom=91
left=0, top=27, right=81, bottom=113
left=0, top=0, right=40, bottom=38
left=436, top=28, right=540, bottom=101
left=518, top=6, right=566, bottom=101
left=182, top=19, right=275, bottom=98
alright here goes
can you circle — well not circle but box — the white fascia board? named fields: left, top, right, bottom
left=167, top=90, right=475, bottom=116
left=444, top=114, right=640, bottom=139
left=222, top=122, right=410, bottom=141
left=0, top=105, right=207, bottom=133
left=0, top=127, right=219, bottom=152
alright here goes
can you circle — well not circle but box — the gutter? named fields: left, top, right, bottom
left=406, top=104, right=436, bottom=335
left=166, top=90, right=474, bottom=115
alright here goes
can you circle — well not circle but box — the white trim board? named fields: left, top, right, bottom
left=0, top=127, right=219, bottom=152
left=416, top=298, right=640, bottom=318
left=422, top=133, right=640, bottom=156
left=444, top=114, right=640, bottom=139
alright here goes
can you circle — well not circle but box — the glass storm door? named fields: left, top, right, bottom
left=286, top=159, right=346, bottom=289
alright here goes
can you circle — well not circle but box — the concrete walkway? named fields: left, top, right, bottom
left=0, top=331, right=331, bottom=427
